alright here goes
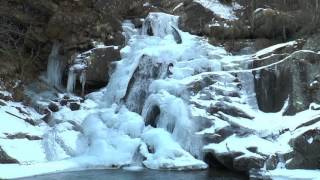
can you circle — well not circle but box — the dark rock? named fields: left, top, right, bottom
left=171, top=26, right=182, bottom=44
left=5, top=133, right=42, bottom=140
left=203, top=152, right=225, bottom=168
left=69, top=102, right=80, bottom=111
left=63, top=95, right=70, bottom=100
left=214, top=151, right=244, bottom=170
left=208, top=102, right=254, bottom=119
left=131, top=18, right=143, bottom=28
left=295, top=117, right=320, bottom=130
left=0, top=146, right=19, bottom=164
left=48, top=102, right=60, bottom=112
left=86, top=46, right=121, bottom=87
left=207, top=126, right=234, bottom=143
left=177, top=2, right=214, bottom=35
left=60, top=99, right=68, bottom=106
left=286, top=129, right=320, bottom=169
left=253, top=46, right=320, bottom=115
left=233, top=156, right=265, bottom=172
left=265, top=154, right=279, bottom=170
left=303, top=33, right=320, bottom=52
left=247, top=147, right=258, bottom=153
left=252, top=8, right=297, bottom=40
left=41, top=109, right=52, bottom=124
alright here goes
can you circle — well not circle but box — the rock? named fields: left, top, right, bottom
left=233, top=156, right=265, bottom=172
left=5, top=133, right=42, bottom=140
left=214, top=151, right=244, bottom=170
left=252, top=8, right=297, bottom=40
left=0, top=146, right=19, bottom=164
left=41, top=109, right=52, bottom=124
left=253, top=43, right=320, bottom=115
left=303, top=33, right=320, bottom=52
left=206, top=126, right=234, bottom=143
left=177, top=2, right=214, bottom=35
left=265, top=154, right=279, bottom=170
left=69, top=102, right=80, bottom=111
left=224, top=38, right=273, bottom=54
left=286, top=129, right=320, bottom=169
left=0, top=100, right=6, bottom=106
left=85, top=46, right=121, bottom=87
left=208, top=102, right=254, bottom=119
left=67, top=46, right=121, bottom=95
left=60, top=99, right=68, bottom=106
left=48, top=102, right=60, bottom=112
left=205, top=148, right=266, bottom=172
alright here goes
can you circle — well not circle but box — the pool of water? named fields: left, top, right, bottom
left=18, top=168, right=249, bottom=180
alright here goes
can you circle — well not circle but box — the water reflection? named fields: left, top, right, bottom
left=18, top=168, right=248, bottom=180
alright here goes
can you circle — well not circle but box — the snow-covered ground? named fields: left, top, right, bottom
left=194, top=0, right=242, bottom=20
left=0, top=11, right=320, bottom=180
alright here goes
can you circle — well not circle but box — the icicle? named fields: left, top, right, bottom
left=66, top=70, right=77, bottom=93
left=80, top=71, right=86, bottom=96
left=47, top=42, right=63, bottom=88
left=276, top=153, right=286, bottom=169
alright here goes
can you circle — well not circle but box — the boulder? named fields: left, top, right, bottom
left=86, top=46, right=121, bottom=86
left=233, top=156, right=265, bottom=172
left=287, top=129, right=320, bottom=169
left=208, top=102, right=254, bottom=119
left=69, top=102, right=80, bottom=111
left=0, top=146, right=19, bottom=164
left=67, top=46, right=121, bottom=94
left=214, top=151, right=244, bottom=170
left=252, top=8, right=297, bottom=40
left=48, top=102, right=60, bottom=112
left=177, top=2, right=214, bottom=35
left=265, top=154, right=278, bottom=170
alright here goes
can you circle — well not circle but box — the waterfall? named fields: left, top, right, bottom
left=66, top=51, right=88, bottom=95
left=99, top=12, right=225, bottom=159
left=141, top=92, right=202, bottom=157
left=37, top=12, right=228, bottom=171
left=47, top=42, right=63, bottom=88
left=124, top=55, right=168, bottom=114
left=66, top=70, right=77, bottom=93
left=142, top=12, right=179, bottom=37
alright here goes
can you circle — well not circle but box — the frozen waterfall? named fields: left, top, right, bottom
left=47, top=42, right=63, bottom=88
left=29, top=12, right=251, bottom=173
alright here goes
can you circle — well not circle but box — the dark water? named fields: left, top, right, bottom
left=18, top=169, right=249, bottom=180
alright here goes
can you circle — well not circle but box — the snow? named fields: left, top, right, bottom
left=264, top=169, right=320, bottom=180
left=0, top=139, right=47, bottom=163
left=173, top=3, right=184, bottom=12
left=140, top=127, right=207, bottom=170
left=255, top=41, right=297, bottom=58
left=0, top=90, right=11, bottom=97
left=307, top=137, right=314, bottom=144
left=0, top=102, right=43, bottom=137
left=194, top=0, right=242, bottom=20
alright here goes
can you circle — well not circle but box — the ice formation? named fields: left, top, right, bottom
left=47, top=42, right=63, bottom=88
